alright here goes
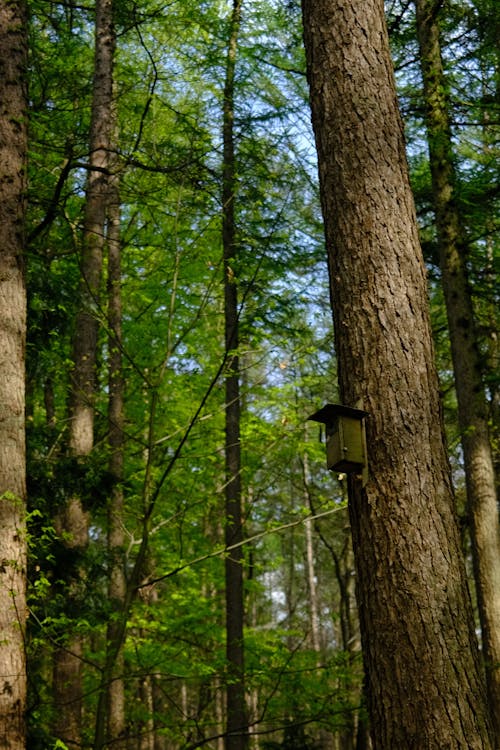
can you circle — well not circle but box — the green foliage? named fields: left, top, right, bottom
left=22, top=0, right=498, bottom=747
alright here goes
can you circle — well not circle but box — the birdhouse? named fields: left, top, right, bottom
left=308, top=403, right=368, bottom=476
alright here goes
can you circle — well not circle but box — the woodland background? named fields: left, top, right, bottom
left=5, top=0, right=499, bottom=748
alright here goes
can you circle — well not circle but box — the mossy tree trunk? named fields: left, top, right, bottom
left=414, top=3, right=500, bottom=740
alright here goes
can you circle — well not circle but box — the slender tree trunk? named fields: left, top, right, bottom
left=153, top=675, right=167, bottom=750
left=301, top=0, right=494, bottom=746
left=304, top=512, right=321, bottom=651
left=484, top=10, right=500, bottom=493
left=96, top=232, right=183, bottom=745
left=68, top=0, right=115, bottom=458
left=53, top=0, right=116, bottom=744
left=135, top=571, right=165, bottom=750
left=138, top=675, right=155, bottom=750
left=414, top=5, right=500, bottom=740
left=302, top=451, right=321, bottom=654
left=106, top=177, right=127, bottom=748
left=306, top=479, right=360, bottom=750
left=222, top=2, right=247, bottom=749
left=92, top=143, right=127, bottom=750
left=0, top=2, right=28, bottom=748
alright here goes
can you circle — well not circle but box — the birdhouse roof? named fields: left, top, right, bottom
left=308, top=403, right=369, bottom=425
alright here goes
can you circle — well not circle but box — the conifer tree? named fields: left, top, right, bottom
left=414, top=0, right=500, bottom=736
left=222, top=1, right=248, bottom=747
left=301, top=0, right=494, bottom=745
left=52, top=0, right=116, bottom=743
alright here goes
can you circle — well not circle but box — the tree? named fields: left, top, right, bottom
left=0, top=2, right=28, bottom=748
left=222, top=1, right=248, bottom=748
left=96, top=118, right=126, bottom=749
left=52, top=0, right=116, bottom=744
left=414, top=0, right=500, bottom=738
left=20, top=0, right=435, bottom=745
left=301, top=0, right=494, bottom=746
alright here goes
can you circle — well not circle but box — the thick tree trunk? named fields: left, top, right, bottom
left=0, top=2, right=28, bottom=748
left=222, top=2, right=247, bottom=749
left=53, top=0, right=116, bottom=744
left=301, top=0, right=494, bottom=747
left=414, top=3, right=500, bottom=741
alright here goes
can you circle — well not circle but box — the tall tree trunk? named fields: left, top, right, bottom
left=92, top=142, right=127, bottom=750
left=53, top=0, right=116, bottom=744
left=414, top=4, right=500, bottom=739
left=222, top=2, right=247, bottom=748
left=483, top=4, right=500, bottom=494
left=138, top=675, right=155, bottom=750
left=68, top=0, right=115, bottom=458
left=306, top=479, right=360, bottom=750
left=301, top=460, right=332, bottom=750
left=136, top=575, right=161, bottom=750
left=301, top=0, right=494, bottom=747
left=304, top=511, right=321, bottom=653
left=0, top=2, right=28, bottom=748
left=106, top=169, right=126, bottom=749
left=152, top=674, right=167, bottom=750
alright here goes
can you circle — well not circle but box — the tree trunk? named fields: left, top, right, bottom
left=302, top=452, right=321, bottom=654
left=0, top=2, right=28, bottom=748
left=67, top=0, right=115, bottom=458
left=222, top=2, right=247, bottom=749
left=91, top=133, right=126, bottom=750
left=304, top=512, right=321, bottom=651
left=106, top=169, right=126, bottom=748
left=53, top=0, right=116, bottom=744
left=307, top=479, right=360, bottom=750
left=138, top=675, right=155, bottom=750
left=301, top=0, right=494, bottom=746
left=414, top=3, right=500, bottom=740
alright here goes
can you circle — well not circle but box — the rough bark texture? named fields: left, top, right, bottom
left=0, top=2, right=28, bottom=748
left=105, top=168, right=127, bottom=749
left=92, top=151, right=126, bottom=750
left=52, top=0, right=116, bottom=744
left=223, top=2, right=247, bottom=748
left=68, top=0, right=115, bottom=453
left=301, top=0, right=494, bottom=747
left=414, top=3, right=500, bottom=742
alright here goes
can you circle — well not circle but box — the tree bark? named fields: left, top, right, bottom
left=0, top=2, right=28, bottom=748
left=306, top=479, right=361, bottom=750
left=53, top=0, right=116, bottom=744
left=222, top=2, right=247, bottom=748
left=302, top=449, right=321, bottom=654
left=414, top=3, right=500, bottom=741
left=106, top=168, right=127, bottom=749
left=91, top=132, right=126, bottom=750
left=67, top=0, right=115, bottom=454
left=301, top=0, right=494, bottom=747
left=304, top=513, right=321, bottom=652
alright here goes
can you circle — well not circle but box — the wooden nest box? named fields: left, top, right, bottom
left=308, top=403, right=369, bottom=475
